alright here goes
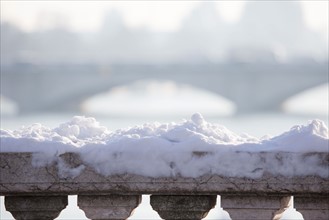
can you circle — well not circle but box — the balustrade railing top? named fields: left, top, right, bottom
left=1, top=151, right=328, bottom=220
left=1, top=114, right=329, bottom=219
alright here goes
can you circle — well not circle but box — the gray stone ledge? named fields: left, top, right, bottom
left=1, top=152, right=328, bottom=196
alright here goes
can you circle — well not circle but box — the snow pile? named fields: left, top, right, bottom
left=1, top=113, right=328, bottom=178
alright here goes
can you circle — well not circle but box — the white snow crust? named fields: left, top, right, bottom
left=1, top=113, right=328, bottom=178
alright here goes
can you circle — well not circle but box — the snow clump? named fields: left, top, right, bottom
left=1, top=113, right=328, bottom=178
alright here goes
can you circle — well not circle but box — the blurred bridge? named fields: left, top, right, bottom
left=1, top=62, right=328, bottom=114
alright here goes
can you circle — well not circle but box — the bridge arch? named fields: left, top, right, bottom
left=1, top=63, right=327, bottom=114
left=0, top=95, right=18, bottom=115
left=282, top=83, right=328, bottom=115
left=81, top=79, right=237, bottom=116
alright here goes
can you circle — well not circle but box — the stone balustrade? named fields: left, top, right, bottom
left=0, top=152, right=328, bottom=220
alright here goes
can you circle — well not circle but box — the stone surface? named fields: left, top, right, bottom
left=150, top=195, right=217, bottom=219
left=1, top=152, right=328, bottom=196
left=294, top=196, right=329, bottom=220
left=78, top=195, right=141, bottom=220
left=221, top=195, right=292, bottom=220
left=1, top=152, right=328, bottom=219
left=5, top=195, right=68, bottom=220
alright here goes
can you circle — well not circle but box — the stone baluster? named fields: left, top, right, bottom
left=78, top=195, right=141, bottom=220
left=5, top=196, right=68, bottom=220
left=294, top=196, right=329, bottom=220
left=150, top=195, right=217, bottom=219
left=221, top=195, right=292, bottom=220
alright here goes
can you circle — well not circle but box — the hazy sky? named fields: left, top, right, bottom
left=1, top=1, right=328, bottom=37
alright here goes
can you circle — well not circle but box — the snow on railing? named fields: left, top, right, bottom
left=1, top=114, right=328, bottom=219
left=0, top=151, right=328, bottom=220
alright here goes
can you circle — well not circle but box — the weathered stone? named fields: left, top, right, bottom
left=0, top=152, right=328, bottom=219
left=78, top=195, right=141, bottom=220
left=221, top=195, right=291, bottom=220
left=5, top=195, right=68, bottom=220
left=1, top=153, right=328, bottom=196
left=294, top=196, right=329, bottom=220
left=150, top=195, right=217, bottom=219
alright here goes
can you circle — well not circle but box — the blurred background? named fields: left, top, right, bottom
left=0, top=1, right=328, bottom=219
